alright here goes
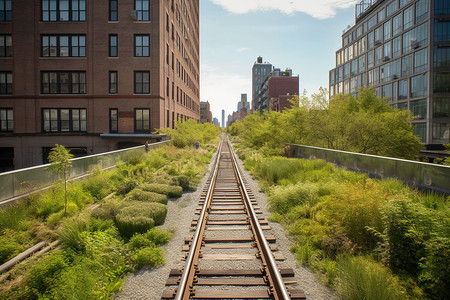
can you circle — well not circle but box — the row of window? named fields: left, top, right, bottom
left=1, top=106, right=199, bottom=134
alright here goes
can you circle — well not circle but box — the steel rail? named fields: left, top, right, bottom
left=227, top=136, right=291, bottom=300
left=174, top=136, right=224, bottom=300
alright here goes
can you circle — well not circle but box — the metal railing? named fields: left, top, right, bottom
left=0, top=141, right=170, bottom=203
left=289, top=144, right=450, bottom=194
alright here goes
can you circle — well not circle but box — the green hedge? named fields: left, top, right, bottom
left=140, top=183, right=183, bottom=198
left=126, top=189, right=168, bottom=204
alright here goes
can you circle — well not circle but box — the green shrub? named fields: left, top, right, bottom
left=171, top=175, right=192, bottom=191
left=58, top=217, right=88, bottom=252
left=336, top=256, right=404, bottom=300
left=115, top=214, right=154, bottom=238
left=382, top=198, right=434, bottom=277
left=27, top=251, right=69, bottom=296
left=88, top=218, right=115, bottom=232
left=82, top=170, right=114, bottom=200
left=46, top=202, right=78, bottom=224
left=0, top=229, right=31, bottom=264
left=116, top=179, right=139, bottom=195
left=129, top=228, right=171, bottom=250
left=123, top=151, right=145, bottom=165
left=132, top=246, right=165, bottom=268
left=268, top=182, right=320, bottom=214
left=140, top=183, right=183, bottom=198
left=123, top=201, right=167, bottom=225
left=90, top=198, right=125, bottom=220
left=126, top=189, right=168, bottom=204
left=0, top=203, right=31, bottom=232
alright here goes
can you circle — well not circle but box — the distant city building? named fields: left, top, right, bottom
left=238, top=94, right=250, bottom=112
left=213, top=117, right=220, bottom=127
left=0, top=0, right=200, bottom=171
left=222, top=109, right=225, bottom=128
left=255, top=68, right=299, bottom=112
left=329, top=0, right=450, bottom=148
left=200, top=101, right=213, bottom=124
left=252, top=56, right=272, bottom=111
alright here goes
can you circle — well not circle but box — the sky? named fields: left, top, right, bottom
left=199, top=0, right=359, bottom=123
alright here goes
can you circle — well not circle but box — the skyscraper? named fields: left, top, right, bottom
left=329, top=0, right=450, bottom=147
left=222, top=109, right=225, bottom=128
left=0, top=0, right=200, bottom=170
left=252, top=56, right=272, bottom=111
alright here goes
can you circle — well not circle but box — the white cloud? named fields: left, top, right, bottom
left=236, top=47, right=249, bottom=52
left=209, top=0, right=358, bottom=19
left=200, top=64, right=251, bottom=123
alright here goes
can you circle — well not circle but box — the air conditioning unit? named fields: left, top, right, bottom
left=391, top=75, right=398, bottom=80
left=410, top=40, right=419, bottom=49
left=383, top=56, right=390, bottom=61
left=374, top=40, right=381, bottom=46
left=130, top=10, right=138, bottom=21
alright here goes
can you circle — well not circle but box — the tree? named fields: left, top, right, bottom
left=48, top=144, right=74, bottom=216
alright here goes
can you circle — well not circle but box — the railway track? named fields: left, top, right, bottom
left=162, top=136, right=305, bottom=299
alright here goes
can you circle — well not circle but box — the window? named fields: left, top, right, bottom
left=134, top=35, right=149, bottom=57
left=413, top=123, right=427, bottom=143
left=0, top=108, right=13, bottom=132
left=403, top=22, right=428, bottom=53
left=0, top=71, right=12, bottom=94
left=135, top=0, right=150, bottom=21
left=41, top=71, right=86, bottom=94
left=403, top=5, right=414, bottom=30
left=374, top=26, right=382, bottom=44
left=402, top=54, right=413, bottom=77
left=432, top=123, right=450, bottom=144
left=375, top=46, right=383, bottom=65
left=399, top=0, right=412, bottom=8
left=42, top=35, right=86, bottom=57
left=411, top=99, right=427, bottom=119
left=109, top=0, right=118, bottom=21
left=383, top=20, right=391, bottom=41
left=134, top=71, right=150, bottom=94
left=434, top=72, right=450, bottom=93
left=411, top=73, right=427, bottom=97
left=398, top=80, right=408, bottom=100
left=359, top=54, right=366, bottom=72
left=414, top=48, right=427, bottom=73
left=415, top=0, right=428, bottom=24
left=166, top=13, right=169, bottom=32
left=359, top=36, right=367, bottom=53
left=337, top=66, right=343, bottom=82
left=384, top=41, right=392, bottom=59
left=435, top=20, right=450, bottom=42
left=434, top=46, right=450, bottom=67
left=166, top=77, right=169, bottom=96
left=378, top=9, right=385, bottom=23
left=433, top=98, right=450, bottom=118
left=351, top=59, right=358, bottom=76
left=392, top=36, right=401, bottom=58
left=343, top=62, right=350, bottom=79
left=109, top=34, right=118, bottom=57
left=166, top=44, right=169, bottom=64
left=382, top=83, right=392, bottom=99
left=392, top=12, right=402, bottom=36
left=368, top=15, right=377, bottom=30
left=386, top=1, right=397, bottom=17
left=109, top=108, right=118, bottom=133
left=42, top=0, right=86, bottom=21
left=135, top=108, right=150, bottom=132
left=109, top=71, right=117, bottom=94
left=435, top=0, right=450, bottom=15
left=368, top=31, right=374, bottom=49
left=0, top=35, right=11, bottom=57
left=368, top=50, right=374, bottom=68
left=42, top=108, right=86, bottom=132
left=0, top=0, right=11, bottom=21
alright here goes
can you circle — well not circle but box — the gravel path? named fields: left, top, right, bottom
left=114, top=148, right=337, bottom=300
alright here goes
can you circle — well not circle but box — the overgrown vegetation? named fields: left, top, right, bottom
left=0, top=122, right=220, bottom=299
left=228, top=89, right=448, bottom=299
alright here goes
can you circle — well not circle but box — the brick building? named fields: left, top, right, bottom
left=0, top=0, right=200, bottom=170
left=200, top=100, right=212, bottom=123
left=255, top=68, right=299, bottom=112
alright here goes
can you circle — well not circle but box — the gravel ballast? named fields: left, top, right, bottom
left=114, top=148, right=337, bottom=299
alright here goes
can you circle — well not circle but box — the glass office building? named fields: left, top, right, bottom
left=329, top=0, right=450, bottom=146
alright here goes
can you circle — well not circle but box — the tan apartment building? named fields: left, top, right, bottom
left=0, top=0, right=200, bottom=170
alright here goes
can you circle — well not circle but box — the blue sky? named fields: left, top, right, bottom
left=199, top=0, right=359, bottom=121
